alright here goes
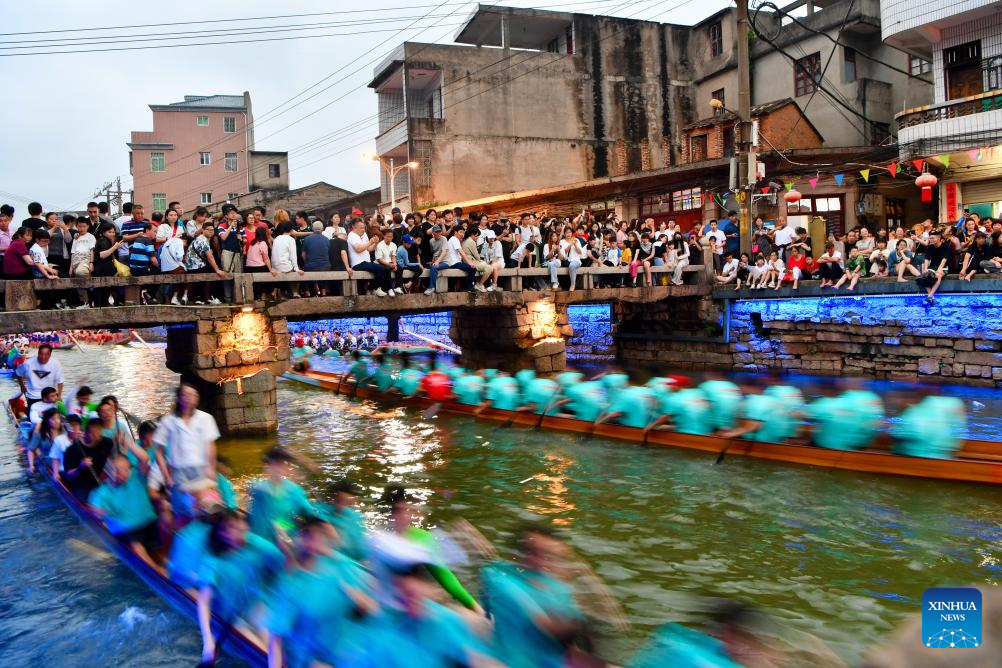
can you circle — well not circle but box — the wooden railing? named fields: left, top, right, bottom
left=3, top=262, right=712, bottom=312
left=896, top=88, right=1002, bottom=128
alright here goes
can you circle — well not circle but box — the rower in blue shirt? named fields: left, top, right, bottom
left=595, top=384, right=655, bottom=429
left=891, top=395, right=965, bottom=459
left=453, top=373, right=485, bottom=406
left=479, top=373, right=522, bottom=414
left=523, top=377, right=561, bottom=415
left=393, top=355, right=424, bottom=398
left=699, top=379, right=743, bottom=431
left=645, top=387, right=713, bottom=436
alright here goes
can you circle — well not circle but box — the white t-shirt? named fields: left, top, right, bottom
left=322, top=226, right=337, bottom=240
left=347, top=231, right=371, bottom=266
left=48, top=433, right=72, bottom=471
left=29, top=243, right=49, bottom=267
left=153, top=410, right=221, bottom=470
left=113, top=215, right=130, bottom=232
left=821, top=251, right=843, bottom=267
left=706, top=229, right=726, bottom=253
left=774, top=226, right=797, bottom=246
left=721, top=258, right=739, bottom=276
left=29, top=400, right=59, bottom=425
left=560, top=238, right=587, bottom=262
left=444, top=236, right=463, bottom=265
left=16, top=356, right=65, bottom=400
left=374, top=240, right=397, bottom=265
left=71, top=232, right=96, bottom=259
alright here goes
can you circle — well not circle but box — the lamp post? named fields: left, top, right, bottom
left=710, top=95, right=755, bottom=256
left=369, top=154, right=418, bottom=208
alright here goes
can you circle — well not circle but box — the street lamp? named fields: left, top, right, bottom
left=709, top=98, right=754, bottom=255
left=369, top=154, right=419, bottom=209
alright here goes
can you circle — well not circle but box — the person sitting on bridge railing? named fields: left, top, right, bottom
left=396, top=234, right=424, bottom=294
left=347, top=218, right=392, bottom=298
left=301, top=221, right=332, bottom=297
left=375, top=228, right=406, bottom=297
left=463, top=227, right=502, bottom=293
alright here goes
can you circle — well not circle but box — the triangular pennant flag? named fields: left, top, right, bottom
left=912, top=159, right=924, bottom=173
left=940, top=154, right=950, bottom=169
left=834, top=173, right=844, bottom=187
left=887, top=161, right=897, bottom=178
left=809, top=177, right=819, bottom=189
left=785, top=182, right=793, bottom=191
left=967, top=149, right=979, bottom=160
left=760, top=186, right=771, bottom=194
left=860, top=169, right=870, bottom=182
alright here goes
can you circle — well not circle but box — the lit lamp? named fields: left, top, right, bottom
left=367, top=153, right=419, bottom=208
left=915, top=172, right=938, bottom=203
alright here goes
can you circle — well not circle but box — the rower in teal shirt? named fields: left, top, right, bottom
left=646, top=387, right=712, bottom=436
left=555, top=370, right=584, bottom=389
left=316, top=478, right=369, bottom=563
left=561, top=380, right=607, bottom=422
left=699, top=379, right=743, bottom=431
left=599, top=385, right=654, bottom=428
left=453, top=374, right=485, bottom=406
left=524, top=378, right=560, bottom=415
left=514, top=369, right=536, bottom=396
left=600, top=371, right=630, bottom=394
left=347, top=352, right=371, bottom=387
left=373, top=355, right=396, bottom=393
left=248, top=447, right=314, bottom=544
left=483, top=374, right=521, bottom=412
left=88, top=456, right=158, bottom=537
left=806, top=394, right=858, bottom=450
left=719, top=392, right=793, bottom=443
left=839, top=389, right=884, bottom=450
left=891, top=396, right=965, bottom=459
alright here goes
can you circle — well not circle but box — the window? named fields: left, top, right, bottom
left=268, top=163, right=281, bottom=178
left=708, top=21, right=722, bottom=58
left=224, top=152, right=237, bottom=172
left=789, top=195, right=844, bottom=236
left=196, top=115, right=209, bottom=126
left=722, top=126, right=736, bottom=157
left=152, top=193, right=167, bottom=212
left=223, top=116, right=236, bottom=133
left=909, top=56, right=931, bottom=76
left=689, top=134, right=708, bottom=162
left=200, top=193, right=213, bottom=205
left=227, top=192, right=240, bottom=201
left=150, top=151, right=165, bottom=172
left=711, top=88, right=725, bottom=114
left=795, top=52, right=821, bottom=96
left=870, top=122, right=891, bottom=146
left=844, top=47, right=857, bottom=83
left=945, top=41, right=982, bottom=99
left=671, top=188, right=703, bottom=212
left=885, top=197, right=906, bottom=229
left=199, top=151, right=211, bottom=166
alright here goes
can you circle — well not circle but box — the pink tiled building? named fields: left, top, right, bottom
left=128, top=92, right=288, bottom=213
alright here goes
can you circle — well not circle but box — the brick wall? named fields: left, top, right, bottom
left=757, top=104, right=824, bottom=152
left=618, top=294, right=1002, bottom=388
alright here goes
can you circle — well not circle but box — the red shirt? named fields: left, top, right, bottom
left=3, top=239, right=30, bottom=275
left=420, top=371, right=452, bottom=401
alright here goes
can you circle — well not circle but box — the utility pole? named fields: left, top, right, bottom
left=92, top=178, right=128, bottom=217
left=736, top=0, right=755, bottom=256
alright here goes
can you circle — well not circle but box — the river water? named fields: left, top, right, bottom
left=2, top=344, right=1002, bottom=666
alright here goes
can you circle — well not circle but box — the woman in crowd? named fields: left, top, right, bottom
left=92, top=223, right=125, bottom=307
left=244, top=226, right=277, bottom=299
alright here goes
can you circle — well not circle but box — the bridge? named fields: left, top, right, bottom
left=1, top=256, right=714, bottom=435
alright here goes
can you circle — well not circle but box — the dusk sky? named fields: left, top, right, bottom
left=0, top=0, right=730, bottom=213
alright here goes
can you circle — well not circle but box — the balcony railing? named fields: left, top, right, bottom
left=897, top=89, right=1002, bottom=129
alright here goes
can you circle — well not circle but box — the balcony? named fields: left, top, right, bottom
left=896, top=89, right=1002, bottom=155
left=882, top=0, right=999, bottom=55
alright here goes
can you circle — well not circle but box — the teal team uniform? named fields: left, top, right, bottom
left=740, top=394, right=795, bottom=443
left=807, top=395, right=860, bottom=450
left=453, top=374, right=485, bottom=406
left=514, top=369, right=536, bottom=395
left=218, top=472, right=239, bottom=510
left=659, top=388, right=712, bottom=435
left=264, top=553, right=372, bottom=668
left=373, top=361, right=396, bottom=393
left=196, top=533, right=285, bottom=619
left=481, top=561, right=584, bottom=668
left=891, top=396, right=964, bottom=458
left=168, top=519, right=212, bottom=589
left=601, top=373, right=630, bottom=394
left=628, top=623, right=742, bottom=668
left=699, top=380, right=743, bottom=431
left=364, top=601, right=487, bottom=668
left=349, top=359, right=370, bottom=385
left=89, top=470, right=158, bottom=536
left=524, top=378, right=560, bottom=415
left=248, top=478, right=315, bottom=544
left=317, top=503, right=370, bottom=563
left=608, top=386, right=654, bottom=428
left=484, top=376, right=521, bottom=411
left=555, top=371, right=584, bottom=389
left=394, top=368, right=424, bottom=397
left=445, top=367, right=467, bottom=383
left=562, top=381, right=607, bottom=421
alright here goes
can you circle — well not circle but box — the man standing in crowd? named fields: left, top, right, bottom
left=17, top=342, right=64, bottom=409
left=216, top=204, right=243, bottom=303
left=22, top=201, right=46, bottom=234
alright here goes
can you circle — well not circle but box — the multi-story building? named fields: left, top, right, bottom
left=369, top=2, right=932, bottom=211
left=885, top=0, right=1002, bottom=220
left=128, top=92, right=289, bottom=213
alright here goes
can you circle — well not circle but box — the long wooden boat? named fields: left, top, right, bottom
left=5, top=400, right=267, bottom=667
left=283, top=368, right=1002, bottom=486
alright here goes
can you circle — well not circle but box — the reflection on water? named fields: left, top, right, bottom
left=1, top=345, right=1002, bottom=665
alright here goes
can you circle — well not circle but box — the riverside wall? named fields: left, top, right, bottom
left=617, top=294, right=1002, bottom=387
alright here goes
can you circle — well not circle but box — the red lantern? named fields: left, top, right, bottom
left=784, top=189, right=802, bottom=204
left=915, top=173, right=938, bottom=203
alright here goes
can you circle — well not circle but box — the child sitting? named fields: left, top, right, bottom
left=89, top=455, right=162, bottom=570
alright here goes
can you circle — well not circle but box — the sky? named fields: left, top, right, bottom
left=0, top=0, right=731, bottom=213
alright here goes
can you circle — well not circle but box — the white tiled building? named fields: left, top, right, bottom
left=883, top=0, right=1002, bottom=220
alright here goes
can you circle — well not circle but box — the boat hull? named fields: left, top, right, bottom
left=282, top=369, right=1002, bottom=486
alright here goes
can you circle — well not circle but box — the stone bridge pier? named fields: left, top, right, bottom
left=449, top=300, right=573, bottom=374
left=166, top=310, right=291, bottom=435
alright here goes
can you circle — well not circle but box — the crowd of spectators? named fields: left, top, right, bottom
left=3, top=197, right=993, bottom=308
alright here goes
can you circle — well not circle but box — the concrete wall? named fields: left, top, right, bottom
left=131, top=108, right=250, bottom=212
left=249, top=152, right=289, bottom=191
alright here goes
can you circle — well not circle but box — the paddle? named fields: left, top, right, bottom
left=714, top=439, right=737, bottom=465
left=130, top=329, right=155, bottom=352
left=66, top=330, right=86, bottom=352
left=421, top=403, right=442, bottom=420
left=534, top=389, right=562, bottom=430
